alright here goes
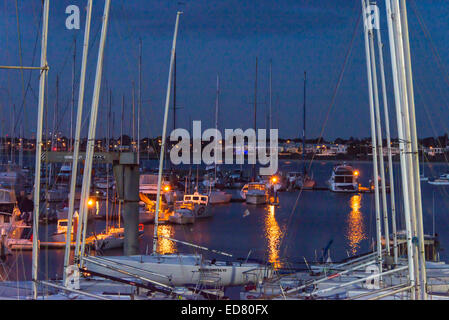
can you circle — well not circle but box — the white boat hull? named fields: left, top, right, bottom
left=84, top=254, right=270, bottom=287
left=428, top=180, right=449, bottom=186
left=208, top=191, right=232, bottom=204
left=246, top=194, right=268, bottom=205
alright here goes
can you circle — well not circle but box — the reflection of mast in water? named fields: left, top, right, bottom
left=347, top=194, right=367, bottom=255
left=264, top=205, right=283, bottom=269
left=157, top=225, right=176, bottom=254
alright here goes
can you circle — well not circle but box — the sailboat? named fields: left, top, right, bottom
left=202, top=75, right=231, bottom=204
left=82, top=12, right=271, bottom=289
left=297, top=71, right=316, bottom=190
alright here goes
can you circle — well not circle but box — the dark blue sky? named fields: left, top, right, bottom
left=1, top=0, right=449, bottom=140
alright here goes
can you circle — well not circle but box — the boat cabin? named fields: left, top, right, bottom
left=247, top=183, right=267, bottom=191
left=183, top=193, right=209, bottom=205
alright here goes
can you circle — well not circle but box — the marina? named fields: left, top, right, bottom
left=0, top=0, right=449, bottom=306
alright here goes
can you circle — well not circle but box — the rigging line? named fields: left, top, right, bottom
left=416, top=89, right=449, bottom=161
left=415, top=79, right=449, bottom=165
left=12, top=11, right=42, bottom=134
left=410, top=0, right=449, bottom=105
left=414, top=83, right=449, bottom=205
left=279, top=9, right=362, bottom=258
left=14, top=0, right=26, bottom=135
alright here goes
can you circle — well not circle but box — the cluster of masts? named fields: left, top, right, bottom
left=361, top=0, right=427, bottom=299
left=0, top=0, right=437, bottom=300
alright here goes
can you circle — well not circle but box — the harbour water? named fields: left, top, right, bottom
left=1, top=158, right=449, bottom=285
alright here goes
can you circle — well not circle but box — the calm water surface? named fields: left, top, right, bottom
left=2, top=159, right=449, bottom=283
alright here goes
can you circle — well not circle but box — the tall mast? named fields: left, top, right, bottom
left=75, top=0, right=111, bottom=265
left=214, top=74, right=219, bottom=180
left=64, top=0, right=93, bottom=283
left=32, top=0, right=50, bottom=299
left=153, top=11, right=182, bottom=254
left=269, top=59, right=272, bottom=131
left=132, top=81, right=136, bottom=150
left=253, top=57, right=258, bottom=181
left=173, top=52, right=177, bottom=131
left=11, top=104, right=15, bottom=163
left=303, top=71, right=306, bottom=175
left=376, top=14, right=398, bottom=264
left=71, top=37, right=76, bottom=151
left=121, top=94, right=124, bottom=147
left=138, top=38, right=142, bottom=164
left=368, top=19, right=391, bottom=256
left=361, top=0, right=383, bottom=274
left=385, top=0, right=416, bottom=298
left=399, top=0, right=427, bottom=299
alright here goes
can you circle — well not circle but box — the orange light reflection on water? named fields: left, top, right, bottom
left=347, top=194, right=367, bottom=255
left=157, top=225, right=177, bottom=254
left=264, top=205, right=283, bottom=269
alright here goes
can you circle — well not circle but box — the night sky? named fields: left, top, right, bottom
left=1, top=0, right=449, bottom=140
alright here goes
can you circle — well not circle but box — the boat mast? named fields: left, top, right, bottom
left=132, top=81, right=136, bottom=151
left=71, top=37, right=76, bottom=151
left=138, top=38, right=142, bottom=164
left=375, top=15, right=398, bottom=264
left=368, top=17, right=391, bottom=256
left=75, top=0, right=111, bottom=265
left=253, top=57, right=257, bottom=182
left=32, top=0, right=50, bottom=299
left=361, top=0, right=383, bottom=274
left=214, top=74, right=219, bottom=182
left=153, top=11, right=182, bottom=254
left=173, top=52, right=177, bottom=131
left=64, top=1, right=93, bottom=283
left=385, top=0, right=417, bottom=299
left=399, top=0, right=427, bottom=300
left=269, top=59, right=272, bottom=131
left=302, top=71, right=306, bottom=175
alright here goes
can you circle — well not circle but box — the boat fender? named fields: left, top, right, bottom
left=364, top=265, right=380, bottom=290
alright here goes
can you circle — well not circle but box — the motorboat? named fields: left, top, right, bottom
left=169, top=193, right=212, bottom=224
left=139, top=174, right=180, bottom=204
left=169, top=206, right=195, bottom=225
left=206, top=190, right=232, bottom=204
left=428, top=173, right=449, bottom=186
left=241, top=183, right=269, bottom=205
left=327, top=164, right=360, bottom=193
left=51, top=217, right=78, bottom=243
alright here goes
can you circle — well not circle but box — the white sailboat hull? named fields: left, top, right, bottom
left=84, top=254, right=270, bottom=287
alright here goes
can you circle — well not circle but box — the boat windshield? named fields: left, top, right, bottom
left=335, top=169, right=354, bottom=176
left=248, top=184, right=266, bottom=191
